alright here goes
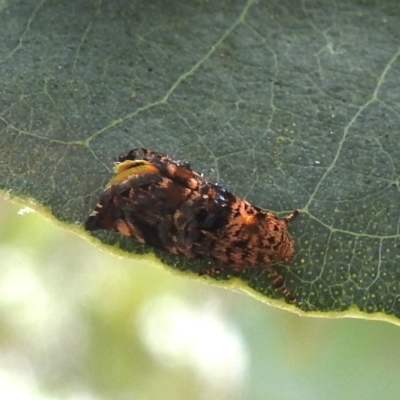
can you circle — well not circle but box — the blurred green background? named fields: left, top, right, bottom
left=0, top=197, right=399, bottom=400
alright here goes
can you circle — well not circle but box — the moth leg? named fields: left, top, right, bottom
left=266, top=265, right=296, bottom=303
left=282, top=209, right=300, bottom=225
left=199, top=262, right=296, bottom=303
left=198, top=266, right=223, bottom=276
left=198, top=263, right=243, bottom=277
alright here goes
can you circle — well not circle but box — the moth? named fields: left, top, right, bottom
left=85, top=148, right=299, bottom=301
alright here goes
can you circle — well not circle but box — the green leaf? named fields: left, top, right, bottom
left=1, top=0, right=400, bottom=322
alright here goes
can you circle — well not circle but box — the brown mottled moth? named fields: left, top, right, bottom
left=85, top=148, right=299, bottom=301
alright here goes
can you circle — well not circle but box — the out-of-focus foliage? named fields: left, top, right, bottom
left=1, top=198, right=400, bottom=400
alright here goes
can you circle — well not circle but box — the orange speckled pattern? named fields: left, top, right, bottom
left=85, top=148, right=299, bottom=301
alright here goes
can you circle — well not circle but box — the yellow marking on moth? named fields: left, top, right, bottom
left=107, top=160, right=159, bottom=187
left=114, top=160, right=144, bottom=174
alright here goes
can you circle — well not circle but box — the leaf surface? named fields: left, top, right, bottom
left=1, top=0, right=400, bottom=321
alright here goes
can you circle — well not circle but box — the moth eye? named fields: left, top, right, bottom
left=216, top=193, right=226, bottom=202
left=196, top=209, right=217, bottom=230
